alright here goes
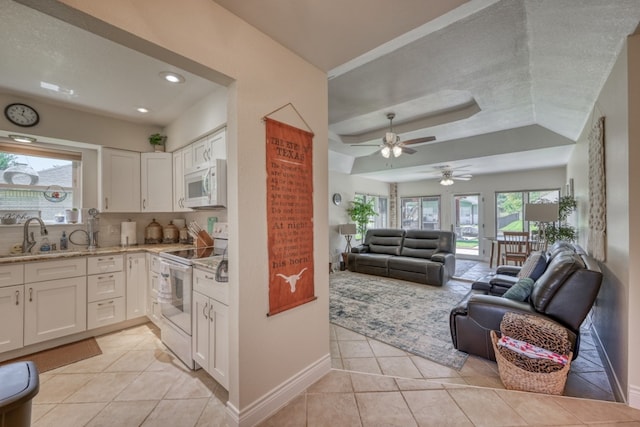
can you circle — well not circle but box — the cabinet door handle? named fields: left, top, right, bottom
left=98, top=257, right=114, bottom=262
left=204, top=274, right=214, bottom=280
left=203, top=302, right=209, bottom=320
left=129, top=258, right=132, bottom=270
left=98, top=300, right=115, bottom=306
left=143, top=199, right=147, bottom=210
left=105, top=197, right=109, bottom=210
left=209, top=305, right=213, bottom=323
left=29, top=287, right=33, bottom=302
left=98, top=274, right=115, bottom=280
left=15, top=290, right=19, bottom=306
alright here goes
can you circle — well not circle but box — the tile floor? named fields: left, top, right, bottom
left=29, top=279, right=627, bottom=426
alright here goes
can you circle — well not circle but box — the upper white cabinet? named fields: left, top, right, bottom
left=172, top=147, right=191, bottom=212
left=209, top=129, right=226, bottom=160
left=141, top=152, right=173, bottom=212
left=100, top=148, right=141, bottom=212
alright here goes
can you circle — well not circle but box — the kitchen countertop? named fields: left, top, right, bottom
left=0, top=243, right=194, bottom=264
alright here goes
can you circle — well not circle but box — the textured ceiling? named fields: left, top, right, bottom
left=1, top=0, right=639, bottom=183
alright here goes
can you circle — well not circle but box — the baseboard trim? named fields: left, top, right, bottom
left=629, top=386, right=640, bottom=409
left=590, top=323, right=626, bottom=403
left=226, top=353, right=331, bottom=427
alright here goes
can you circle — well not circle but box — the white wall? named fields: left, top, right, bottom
left=566, top=33, right=640, bottom=404
left=328, top=171, right=390, bottom=266
left=50, top=1, right=330, bottom=424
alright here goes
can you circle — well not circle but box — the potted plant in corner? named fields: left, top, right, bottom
left=148, top=133, right=167, bottom=152
left=346, top=198, right=378, bottom=243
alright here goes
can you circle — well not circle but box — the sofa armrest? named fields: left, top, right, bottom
left=351, top=244, right=369, bottom=254
left=464, top=295, right=534, bottom=330
left=495, top=265, right=521, bottom=276
left=431, top=252, right=454, bottom=264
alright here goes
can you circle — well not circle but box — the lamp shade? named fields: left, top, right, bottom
left=524, top=203, right=559, bottom=222
left=339, top=223, right=357, bottom=235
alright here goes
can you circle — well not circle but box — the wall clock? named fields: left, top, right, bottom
left=332, top=193, right=342, bottom=206
left=4, top=103, right=40, bottom=127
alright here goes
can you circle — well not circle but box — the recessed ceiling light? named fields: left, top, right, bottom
left=159, top=71, right=185, bottom=84
left=9, top=134, right=37, bottom=143
left=137, top=107, right=149, bottom=113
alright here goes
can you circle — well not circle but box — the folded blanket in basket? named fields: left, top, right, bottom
left=498, top=335, right=569, bottom=365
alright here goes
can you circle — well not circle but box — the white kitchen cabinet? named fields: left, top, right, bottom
left=209, top=128, right=226, bottom=160
left=172, top=147, right=191, bottom=212
left=191, top=137, right=210, bottom=171
left=25, top=257, right=86, bottom=283
left=87, top=254, right=125, bottom=329
left=0, top=285, right=24, bottom=353
left=141, top=152, right=173, bottom=212
left=126, top=253, right=147, bottom=320
left=24, top=276, right=87, bottom=345
left=146, top=254, right=164, bottom=327
left=100, top=148, right=141, bottom=212
left=0, top=264, right=24, bottom=288
left=192, top=267, right=228, bottom=389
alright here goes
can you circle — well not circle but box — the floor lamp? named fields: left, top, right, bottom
left=339, top=223, right=357, bottom=270
left=524, top=203, right=559, bottom=250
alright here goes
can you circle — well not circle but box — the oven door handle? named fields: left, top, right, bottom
left=160, top=260, right=192, bottom=273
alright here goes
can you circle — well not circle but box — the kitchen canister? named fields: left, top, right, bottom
left=163, top=220, right=180, bottom=244
left=144, top=218, right=163, bottom=244
left=121, top=220, right=137, bottom=246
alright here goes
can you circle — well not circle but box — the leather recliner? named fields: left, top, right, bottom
left=449, top=249, right=602, bottom=361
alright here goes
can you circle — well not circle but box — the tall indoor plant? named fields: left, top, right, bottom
left=346, top=198, right=378, bottom=241
left=546, top=195, right=577, bottom=244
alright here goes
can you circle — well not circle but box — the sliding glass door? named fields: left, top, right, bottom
left=453, top=194, right=481, bottom=257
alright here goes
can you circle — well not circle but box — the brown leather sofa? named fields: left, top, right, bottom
left=347, top=228, right=456, bottom=286
left=449, top=244, right=602, bottom=360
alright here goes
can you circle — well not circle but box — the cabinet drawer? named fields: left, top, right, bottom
left=0, top=264, right=24, bottom=288
left=149, top=255, right=163, bottom=274
left=25, top=257, right=86, bottom=283
left=87, top=271, right=125, bottom=303
left=87, top=255, right=124, bottom=275
left=193, top=267, right=228, bottom=305
left=87, top=297, right=125, bottom=330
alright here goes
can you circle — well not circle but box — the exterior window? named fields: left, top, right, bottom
left=355, top=193, right=388, bottom=232
left=401, top=196, right=440, bottom=230
left=495, top=189, right=560, bottom=236
left=0, top=145, right=81, bottom=223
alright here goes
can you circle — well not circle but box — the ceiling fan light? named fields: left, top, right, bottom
left=440, top=178, right=454, bottom=186
left=392, top=145, right=402, bottom=157
left=381, top=146, right=391, bottom=158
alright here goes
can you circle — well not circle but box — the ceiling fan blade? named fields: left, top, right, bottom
left=453, top=176, right=472, bottom=181
left=402, top=136, right=436, bottom=145
left=350, top=144, right=381, bottom=147
left=401, top=147, right=416, bottom=154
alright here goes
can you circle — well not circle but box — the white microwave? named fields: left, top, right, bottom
left=184, top=159, right=227, bottom=208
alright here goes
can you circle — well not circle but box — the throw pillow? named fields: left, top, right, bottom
left=502, top=277, right=535, bottom=301
left=517, top=251, right=547, bottom=280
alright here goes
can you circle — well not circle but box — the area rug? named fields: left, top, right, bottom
left=1, top=338, right=102, bottom=373
left=330, top=271, right=470, bottom=370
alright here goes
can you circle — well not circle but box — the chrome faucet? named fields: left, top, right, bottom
left=22, top=217, right=48, bottom=253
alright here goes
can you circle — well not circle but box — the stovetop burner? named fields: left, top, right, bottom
left=159, top=246, right=217, bottom=264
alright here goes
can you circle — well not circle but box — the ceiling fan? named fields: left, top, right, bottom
left=351, top=112, right=436, bottom=158
left=438, top=169, right=472, bottom=186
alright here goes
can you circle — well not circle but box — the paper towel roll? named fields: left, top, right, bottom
left=121, top=221, right=137, bottom=246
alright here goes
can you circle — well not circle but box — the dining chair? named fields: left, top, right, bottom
left=501, top=231, right=530, bottom=265
left=528, top=231, right=547, bottom=253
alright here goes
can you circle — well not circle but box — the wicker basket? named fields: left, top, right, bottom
left=491, top=312, right=573, bottom=395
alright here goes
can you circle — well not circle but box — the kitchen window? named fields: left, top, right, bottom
left=0, top=143, right=82, bottom=223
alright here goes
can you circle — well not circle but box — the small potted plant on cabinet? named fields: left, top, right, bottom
left=148, top=133, right=167, bottom=152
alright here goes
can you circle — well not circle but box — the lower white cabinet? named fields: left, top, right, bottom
left=0, top=285, right=24, bottom=353
left=24, top=276, right=87, bottom=346
left=87, top=297, right=125, bottom=330
left=126, top=253, right=147, bottom=320
left=146, top=254, right=163, bottom=327
left=193, top=290, right=229, bottom=389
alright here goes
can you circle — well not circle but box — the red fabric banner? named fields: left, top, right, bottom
left=265, top=118, right=315, bottom=316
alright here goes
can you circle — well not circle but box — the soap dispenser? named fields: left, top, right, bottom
left=60, top=231, right=68, bottom=250
left=39, top=237, right=51, bottom=252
